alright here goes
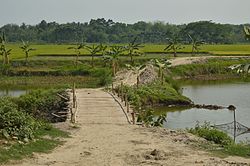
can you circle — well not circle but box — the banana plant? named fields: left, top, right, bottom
left=85, top=44, right=102, bottom=68
left=228, top=64, right=250, bottom=74
left=106, top=46, right=125, bottom=76
left=0, top=32, right=12, bottom=65
left=153, top=59, right=171, bottom=85
left=99, top=43, right=108, bottom=56
left=188, top=34, right=204, bottom=56
left=244, top=26, right=250, bottom=40
left=125, top=37, right=144, bottom=64
left=20, top=40, right=36, bottom=66
left=68, top=43, right=85, bottom=66
left=164, top=36, right=184, bottom=57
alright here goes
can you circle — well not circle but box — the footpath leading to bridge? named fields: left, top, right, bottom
left=8, top=89, right=250, bottom=166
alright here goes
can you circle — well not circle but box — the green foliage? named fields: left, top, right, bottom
left=0, top=89, right=69, bottom=140
left=170, top=59, right=241, bottom=77
left=137, top=109, right=166, bottom=127
left=122, top=82, right=191, bottom=108
left=0, top=19, right=247, bottom=44
left=20, top=40, right=35, bottom=65
left=165, top=76, right=181, bottom=92
left=16, top=89, right=69, bottom=122
left=188, top=34, right=204, bottom=55
left=125, top=37, right=144, bottom=64
left=223, top=143, right=250, bottom=157
left=164, top=36, right=184, bottom=57
left=85, top=44, right=102, bottom=67
left=188, top=122, right=233, bottom=145
left=0, top=32, right=12, bottom=64
left=0, top=97, right=39, bottom=140
left=96, top=69, right=112, bottom=86
left=68, top=43, right=85, bottom=66
left=244, top=26, right=250, bottom=40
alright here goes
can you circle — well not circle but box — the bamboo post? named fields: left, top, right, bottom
left=131, top=112, right=135, bottom=125
left=117, top=86, right=120, bottom=98
left=121, top=82, right=124, bottom=102
left=111, top=82, right=114, bottom=94
left=124, top=94, right=127, bottom=106
left=136, top=76, right=139, bottom=89
left=126, top=97, right=130, bottom=113
left=73, top=83, right=76, bottom=108
left=233, top=109, right=236, bottom=142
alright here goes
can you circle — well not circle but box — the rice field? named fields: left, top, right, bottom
left=4, top=43, right=250, bottom=60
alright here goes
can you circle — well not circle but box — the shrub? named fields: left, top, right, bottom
left=16, top=89, right=70, bottom=123
left=0, top=97, right=39, bottom=140
left=188, top=122, right=233, bottom=145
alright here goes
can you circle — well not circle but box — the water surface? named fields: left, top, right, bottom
left=160, top=81, right=250, bottom=142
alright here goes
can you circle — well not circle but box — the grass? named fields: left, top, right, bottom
left=170, top=58, right=250, bottom=78
left=123, top=81, right=191, bottom=108
left=4, top=44, right=250, bottom=60
left=188, top=123, right=250, bottom=158
left=0, top=76, right=101, bottom=89
left=0, top=126, right=69, bottom=163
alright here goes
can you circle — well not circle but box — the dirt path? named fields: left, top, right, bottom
left=6, top=89, right=250, bottom=166
left=170, top=55, right=250, bottom=66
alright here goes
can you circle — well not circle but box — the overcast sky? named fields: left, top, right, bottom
left=0, top=0, right=250, bottom=26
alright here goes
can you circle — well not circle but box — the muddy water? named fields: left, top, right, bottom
left=159, top=81, right=250, bottom=143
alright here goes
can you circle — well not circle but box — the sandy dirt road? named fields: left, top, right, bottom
left=6, top=89, right=250, bottom=166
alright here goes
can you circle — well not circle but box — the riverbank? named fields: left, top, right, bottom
left=0, top=89, right=71, bottom=164
left=6, top=89, right=250, bottom=166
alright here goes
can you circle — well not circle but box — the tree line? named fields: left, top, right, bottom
left=0, top=19, right=249, bottom=44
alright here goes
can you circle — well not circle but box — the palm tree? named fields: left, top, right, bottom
left=106, top=46, right=125, bottom=76
left=0, top=32, right=12, bottom=65
left=20, top=40, right=36, bottom=65
left=244, top=26, right=250, bottom=40
left=85, top=44, right=101, bottom=68
left=68, top=43, right=85, bottom=66
left=188, top=34, right=204, bottom=56
left=164, top=36, right=183, bottom=57
left=125, top=37, right=143, bottom=64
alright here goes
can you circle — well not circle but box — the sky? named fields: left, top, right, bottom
left=0, top=0, right=250, bottom=26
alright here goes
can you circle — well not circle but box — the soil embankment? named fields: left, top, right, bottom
left=7, top=89, right=250, bottom=166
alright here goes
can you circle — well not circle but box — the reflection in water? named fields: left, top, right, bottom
left=0, top=89, right=27, bottom=97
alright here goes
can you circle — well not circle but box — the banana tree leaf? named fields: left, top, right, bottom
left=243, top=64, right=250, bottom=72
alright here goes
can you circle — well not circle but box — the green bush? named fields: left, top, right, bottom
left=90, top=68, right=112, bottom=86
left=16, top=89, right=69, bottom=122
left=188, top=122, right=233, bottom=145
left=0, top=97, right=39, bottom=140
left=123, top=82, right=191, bottom=108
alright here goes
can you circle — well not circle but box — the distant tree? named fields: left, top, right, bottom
left=85, top=44, right=102, bottom=68
left=20, top=40, right=36, bottom=65
left=125, top=37, right=144, bottom=64
left=68, top=43, right=85, bottom=66
left=106, top=46, right=125, bottom=76
left=188, top=34, right=204, bottom=56
left=244, top=26, right=250, bottom=40
left=164, top=36, right=183, bottom=57
left=0, top=32, right=12, bottom=65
